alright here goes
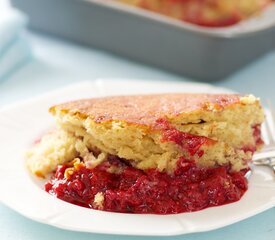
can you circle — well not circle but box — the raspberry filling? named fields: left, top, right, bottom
left=253, top=124, right=264, bottom=146
left=241, top=124, right=263, bottom=153
left=155, top=118, right=213, bottom=156
left=45, top=157, right=248, bottom=214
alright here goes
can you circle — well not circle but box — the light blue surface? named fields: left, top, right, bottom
left=0, top=32, right=274, bottom=240
left=0, top=34, right=32, bottom=81
left=0, top=7, right=30, bottom=80
left=0, top=8, right=27, bottom=51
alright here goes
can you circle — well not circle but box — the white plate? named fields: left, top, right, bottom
left=0, top=79, right=274, bottom=236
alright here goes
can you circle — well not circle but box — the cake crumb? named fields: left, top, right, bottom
left=240, top=95, right=258, bottom=105
left=93, top=192, right=104, bottom=209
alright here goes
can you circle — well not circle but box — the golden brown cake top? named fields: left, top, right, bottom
left=49, top=93, right=250, bottom=126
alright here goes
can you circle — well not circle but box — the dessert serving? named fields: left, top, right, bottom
left=119, top=0, right=272, bottom=27
left=26, top=93, right=264, bottom=214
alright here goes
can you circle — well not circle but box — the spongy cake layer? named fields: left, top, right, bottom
left=27, top=94, right=264, bottom=177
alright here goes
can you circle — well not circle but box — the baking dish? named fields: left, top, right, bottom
left=11, top=0, right=275, bottom=80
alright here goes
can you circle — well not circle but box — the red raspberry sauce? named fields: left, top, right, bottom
left=45, top=157, right=248, bottom=214
left=155, top=118, right=214, bottom=156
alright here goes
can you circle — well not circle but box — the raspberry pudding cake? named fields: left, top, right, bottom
left=119, top=0, right=271, bottom=27
left=27, top=94, right=264, bottom=214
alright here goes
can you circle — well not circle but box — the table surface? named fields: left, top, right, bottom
left=0, top=32, right=275, bottom=240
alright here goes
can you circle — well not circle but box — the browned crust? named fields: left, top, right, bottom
left=49, top=93, right=243, bottom=126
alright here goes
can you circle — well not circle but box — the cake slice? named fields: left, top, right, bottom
left=27, top=93, right=264, bottom=177
left=26, top=93, right=264, bottom=214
